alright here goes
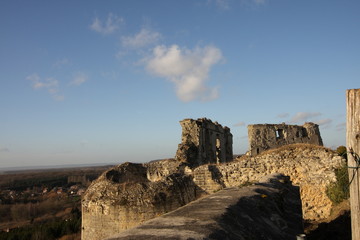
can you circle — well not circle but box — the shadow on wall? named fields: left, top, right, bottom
left=208, top=165, right=226, bottom=188
left=105, top=174, right=304, bottom=240
left=208, top=177, right=303, bottom=240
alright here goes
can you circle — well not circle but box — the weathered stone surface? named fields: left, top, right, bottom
left=82, top=161, right=205, bottom=240
left=175, top=118, right=233, bottom=167
left=105, top=174, right=303, bottom=240
left=192, top=144, right=344, bottom=221
left=248, top=122, right=323, bottom=156
left=82, top=119, right=343, bottom=239
left=144, top=159, right=182, bottom=182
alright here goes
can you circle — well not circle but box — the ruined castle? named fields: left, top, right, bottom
left=175, top=118, right=233, bottom=166
left=82, top=118, right=344, bottom=240
left=248, top=122, right=323, bottom=156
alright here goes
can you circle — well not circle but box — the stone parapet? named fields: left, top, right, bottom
left=81, top=162, right=205, bottom=240
left=192, top=144, right=344, bottom=220
left=105, top=174, right=303, bottom=240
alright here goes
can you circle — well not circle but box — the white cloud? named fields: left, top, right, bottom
left=70, top=72, right=88, bottom=86
left=26, top=74, right=64, bottom=101
left=290, top=112, right=321, bottom=123
left=90, top=13, right=123, bottom=34
left=145, top=44, right=223, bottom=102
left=121, top=28, right=161, bottom=49
left=234, top=121, right=246, bottom=127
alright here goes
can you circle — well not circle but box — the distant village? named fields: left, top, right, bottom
left=0, top=182, right=87, bottom=205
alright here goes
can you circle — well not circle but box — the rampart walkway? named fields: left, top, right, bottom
left=105, top=173, right=303, bottom=240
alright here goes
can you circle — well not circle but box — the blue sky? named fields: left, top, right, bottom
left=1, top=0, right=359, bottom=168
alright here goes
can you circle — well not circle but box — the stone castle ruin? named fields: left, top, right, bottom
left=175, top=118, right=233, bottom=167
left=82, top=118, right=344, bottom=240
left=248, top=122, right=323, bottom=156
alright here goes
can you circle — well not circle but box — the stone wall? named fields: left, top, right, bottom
left=175, top=118, right=233, bottom=167
left=105, top=174, right=303, bottom=240
left=82, top=145, right=344, bottom=240
left=248, top=122, right=323, bottom=156
left=82, top=161, right=205, bottom=240
left=192, top=144, right=344, bottom=221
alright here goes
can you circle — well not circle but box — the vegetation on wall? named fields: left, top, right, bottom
left=326, top=146, right=349, bottom=204
left=336, top=146, right=347, bottom=160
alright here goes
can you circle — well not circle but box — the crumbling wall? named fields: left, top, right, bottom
left=81, top=161, right=205, bottom=240
left=248, top=122, right=323, bottom=156
left=105, top=174, right=303, bottom=240
left=192, top=144, right=344, bottom=221
left=83, top=146, right=344, bottom=239
left=175, top=118, right=233, bottom=167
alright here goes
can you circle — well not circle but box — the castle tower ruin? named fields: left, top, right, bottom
left=248, top=122, right=323, bottom=156
left=175, top=118, right=233, bottom=167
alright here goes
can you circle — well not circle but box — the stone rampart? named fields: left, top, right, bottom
left=82, top=145, right=344, bottom=239
left=105, top=174, right=303, bottom=240
left=248, top=122, right=323, bottom=156
left=192, top=144, right=344, bottom=221
left=81, top=161, right=205, bottom=240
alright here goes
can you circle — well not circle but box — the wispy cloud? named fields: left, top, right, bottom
left=315, top=118, right=332, bottom=128
left=121, top=28, right=161, bottom=49
left=27, top=74, right=58, bottom=90
left=277, top=113, right=289, bottom=118
left=234, top=121, right=246, bottom=127
left=290, top=112, right=321, bottom=123
left=26, top=73, right=64, bottom=101
left=145, top=44, right=223, bottom=102
left=70, top=72, right=88, bottom=86
left=90, top=13, right=123, bottom=35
